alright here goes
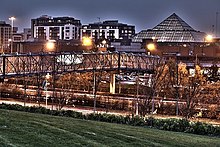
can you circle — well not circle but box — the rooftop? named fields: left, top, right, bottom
left=132, top=13, right=206, bottom=42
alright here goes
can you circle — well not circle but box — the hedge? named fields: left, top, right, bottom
left=0, top=103, right=219, bottom=137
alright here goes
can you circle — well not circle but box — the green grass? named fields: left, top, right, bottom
left=0, top=109, right=219, bottom=147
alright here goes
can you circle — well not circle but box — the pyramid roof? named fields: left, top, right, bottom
left=132, top=13, right=206, bottom=42
left=152, top=13, right=194, bottom=31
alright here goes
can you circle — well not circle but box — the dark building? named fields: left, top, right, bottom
left=81, top=20, right=135, bottom=41
left=110, top=39, right=145, bottom=53
left=14, top=40, right=86, bottom=53
left=22, top=28, right=32, bottom=41
left=31, top=15, right=81, bottom=40
left=0, top=21, right=11, bottom=53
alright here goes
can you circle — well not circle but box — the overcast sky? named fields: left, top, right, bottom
left=1, top=0, right=220, bottom=34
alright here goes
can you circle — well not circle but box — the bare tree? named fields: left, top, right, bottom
left=179, top=65, right=206, bottom=118
left=199, top=81, right=220, bottom=118
left=139, top=58, right=168, bottom=116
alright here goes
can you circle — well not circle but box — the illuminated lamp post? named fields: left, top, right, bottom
left=175, top=53, right=181, bottom=116
left=195, top=34, right=213, bottom=65
left=102, top=39, right=107, bottom=46
left=82, top=36, right=97, bottom=113
left=82, top=36, right=92, bottom=46
left=146, top=43, right=156, bottom=55
left=98, top=39, right=108, bottom=51
left=43, top=73, right=51, bottom=109
left=45, top=40, right=56, bottom=52
left=146, top=42, right=157, bottom=114
left=9, top=16, right=15, bottom=53
left=101, top=39, right=107, bottom=48
left=205, top=34, right=213, bottom=43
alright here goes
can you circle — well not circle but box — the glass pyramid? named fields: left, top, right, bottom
left=132, top=13, right=206, bottom=42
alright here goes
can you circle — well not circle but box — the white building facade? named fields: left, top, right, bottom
left=34, top=24, right=80, bottom=40
left=31, top=15, right=81, bottom=41
left=81, top=20, right=135, bottom=41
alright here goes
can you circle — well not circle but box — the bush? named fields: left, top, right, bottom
left=0, top=103, right=219, bottom=137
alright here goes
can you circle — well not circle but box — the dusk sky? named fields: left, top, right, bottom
left=1, top=0, right=220, bottom=34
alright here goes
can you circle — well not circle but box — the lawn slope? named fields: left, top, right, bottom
left=0, top=109, right=219, bottom=147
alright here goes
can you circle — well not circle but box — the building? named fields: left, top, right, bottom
left=129, top=13, right=220, bottom=58
left=110, top=39, right=145, bottom=53
left=14, top=40, right=86, bottom=53
left=132, top=13, right=206, bottom=43
left=23, top=28, right=32, bottom=41
left=81, top=20, right=135, bottom=42
left=31, top=15, right=81, bottom=41
left=0, top=21, right=11, bottom=53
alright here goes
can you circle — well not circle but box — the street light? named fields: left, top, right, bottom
left=195, top=53, right=205, bottom=66
left=82, top=36, right=94, bottom=51
left=45, top=40, right=56, bottom=52
left=82, top=36, right=97, bottom=112
left=82, top=37, right=93, bottom=46
left=146, top=43, right=156, bottom=55
left=205, top=34, right=213, bottom=42
left=136, top=74, right=139, bottom=115
left=9, top=16, right=15, bottom=54
left=93, top=71, right=97, bottom=113
left=102, top=40, right=107, bottom=45
left=43, top=73, right=51, bottom=109
left=175, top=53, right=181, bottom=116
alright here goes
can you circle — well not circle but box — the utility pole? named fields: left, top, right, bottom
left=136, top=74, right=139, bottom=115
left=176, top=62, right=179, bottom=116
left=9, top=16, right=15, bottom=53
left=93, top=71, right=97, bottom=113
left=176, top=54, right=180, bottom=116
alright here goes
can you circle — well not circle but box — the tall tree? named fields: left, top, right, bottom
left=139, top=58, right=167, bottom=116
left=179, top=65, right=206, bottom=118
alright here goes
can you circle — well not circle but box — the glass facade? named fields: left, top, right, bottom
left=132, top=13, right=206, bottom=42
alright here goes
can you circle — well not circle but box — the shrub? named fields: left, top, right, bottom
left=0, top=103, right=219, bottom=137
left=129, top=115, right=145, bottom=126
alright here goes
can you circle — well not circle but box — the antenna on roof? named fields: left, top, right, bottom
left=97, top=17, right=101, bottom=23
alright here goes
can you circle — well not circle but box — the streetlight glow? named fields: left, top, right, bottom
left=102, top=40, right=107, bottom=45
left=82, top=37, right=92, bottom=46
left=147, top=43, right=156, bottom=51
left=205, top=34, right=213, bottom=42
left=46, top=40, right=56, bottom=52
left=9, top=16, right=16, bottom=21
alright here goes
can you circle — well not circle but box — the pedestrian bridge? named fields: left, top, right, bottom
left=0, top=51, right=160, bottom=78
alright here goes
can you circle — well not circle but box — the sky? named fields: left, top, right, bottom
left=1, top=0, right=220, bottom=34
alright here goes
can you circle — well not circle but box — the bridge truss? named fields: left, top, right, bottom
left=0, top=51, right=160, bottom=78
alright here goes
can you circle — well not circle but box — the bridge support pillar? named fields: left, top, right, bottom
left=110, top=73, right=115, bottom=94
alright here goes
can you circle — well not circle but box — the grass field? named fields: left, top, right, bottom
left=0, top=109, right=219, bottom=147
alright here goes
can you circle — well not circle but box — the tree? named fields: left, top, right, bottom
left=140, top=58, right=206, bottom=118
left=139, top=58, right=168, bottom=116
left=199, top=81, right=220, bottom=118
left=207, top=64, right=219, bottom=82
left=56, top=73, right=76, bottom=110
left=180, top=65, right=206, bottom=118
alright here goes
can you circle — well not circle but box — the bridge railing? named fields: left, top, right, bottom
left=0, top=52, right=161, bottom=78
